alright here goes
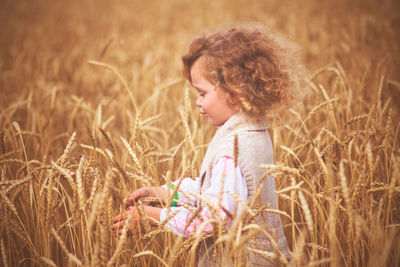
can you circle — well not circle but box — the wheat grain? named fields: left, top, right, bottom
left=92, top=225, right=101, bottom=267
left=40, top=257, right=57, bottom=267
left=121, top=136, right=143, bottom=174
left=51, top=161, right=75, bottom=189
left=303, top=98, right=339, bottom=124
left=57, top=131, right=77, bottom=167
left=99, top=223, right=109, bottom=266
left=76, top=156, right=86, bottom=210
left=4, top=175, right=32, bottom=193
left=345, top=114, right=368, bottom=127
left=80, top=144, right=108, bottom=158
left=298, top=190, right=313, bottom=234
left=0, top=159, right=27, bottom=165
left=0, top=189, right=19, bottom=219
left=88, top=167, right=99, bottom=208
left=339, top=160, right=350, bottom=208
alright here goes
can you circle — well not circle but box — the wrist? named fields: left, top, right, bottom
left=153, top=186, right=169, bottom=203
left=144, top=206, right=161, bottom=224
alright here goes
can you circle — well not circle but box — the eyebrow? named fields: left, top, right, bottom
left=192, top=84, right=206, bottom=92
left=192, top=82, right=217, bottom=92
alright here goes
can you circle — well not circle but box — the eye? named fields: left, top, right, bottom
left=196, top=90, right=205, bottom=97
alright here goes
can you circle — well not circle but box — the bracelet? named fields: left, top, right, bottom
left=170, top=185, right=178, bottom=207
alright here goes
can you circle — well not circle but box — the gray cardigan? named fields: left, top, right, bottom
left=198, top=112, right=290, bottom=266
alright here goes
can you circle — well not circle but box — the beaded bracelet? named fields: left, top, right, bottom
left=170, top=185, right=178, bottom=207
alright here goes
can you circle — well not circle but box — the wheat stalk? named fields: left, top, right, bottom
left=88, top=60, right=138, bottom=113
left=133, top=251, right=169, bottom=267
left=1, top=239, right=8, bottom=267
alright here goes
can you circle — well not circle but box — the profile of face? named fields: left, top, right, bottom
left=190, top=57, right=238, bottom=126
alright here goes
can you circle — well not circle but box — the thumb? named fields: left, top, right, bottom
left=125, top=189, right=145, bottom=208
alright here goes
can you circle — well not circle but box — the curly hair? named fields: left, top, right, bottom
left=182, top=25, right=306, bottom=119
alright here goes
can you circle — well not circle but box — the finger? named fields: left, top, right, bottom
left=114, top=226, right=130, bottom=237
left=120, top=227, right=136, bottom=235
left=133, top=188, right=151, bottom=201
left=111, top=220, right=127, bottom=231
left=126, top=196, right=148, bottom=209
left=112, top=212, right=128, bottom=223
left=112, top=214, right=122, bottom=223
left=125, top=190, right=144, bottom=207
left=128, top=189, right=145, bottom=200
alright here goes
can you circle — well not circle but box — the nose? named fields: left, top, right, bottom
left=196, top=96, right=201, bottom=107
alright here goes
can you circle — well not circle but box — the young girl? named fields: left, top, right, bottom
left=112, top=25, right=304, bottom=266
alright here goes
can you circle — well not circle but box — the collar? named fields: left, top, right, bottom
left=215, top=112, right=268, bottom=139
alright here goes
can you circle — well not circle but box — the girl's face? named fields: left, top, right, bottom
left=191, top=57, right=238, bottom=126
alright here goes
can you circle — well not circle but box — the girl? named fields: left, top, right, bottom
left=112, top=25, right=304, bottom=266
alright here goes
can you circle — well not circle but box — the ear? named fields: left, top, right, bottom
left=228, top=95, right=239, bottom=105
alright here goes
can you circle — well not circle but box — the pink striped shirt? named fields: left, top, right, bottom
left=160, top=156, right=248, bottom=236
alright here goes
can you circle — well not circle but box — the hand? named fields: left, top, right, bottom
left=112, top=205, right=162, bottom=236
left=112, top=207, right=141, bottom=235
left=125, top=187, right=168, bottom=210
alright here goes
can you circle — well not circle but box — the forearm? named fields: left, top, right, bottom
left=144, top=206, right=162, bottom=225
left=150, top=186, right=169, bottom=203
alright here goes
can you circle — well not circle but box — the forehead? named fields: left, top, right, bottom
left=190, top=57, right=216, bottom=92
left=191, top=56, right=208, bottom=77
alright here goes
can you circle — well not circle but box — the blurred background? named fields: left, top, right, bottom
left=0, top=0, right=399, bottom=266
left=1, top=0, right=399, bottom=118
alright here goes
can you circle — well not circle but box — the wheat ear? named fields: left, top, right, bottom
left=76, top=156, right=86, bottom=210
left=51, top=227, right=82, bottom=266
left=39, top=257, right=57, bottom=267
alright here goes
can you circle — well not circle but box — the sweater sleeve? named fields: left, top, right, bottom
left=159, top=156, right=248, bottom=237
left=161, top=177, right=200, bottom=205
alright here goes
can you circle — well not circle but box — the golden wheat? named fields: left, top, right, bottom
left=0, top=0, right=399, bottom=266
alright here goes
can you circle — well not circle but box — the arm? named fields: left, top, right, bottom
left=113, top=178, right=198, bottom=234
left=112, top=206, right=162, bottom=234
left=125, top=186, right=169, bottom=209
left=160, top=156, right=248, bottom=237
left=162, top=177, right=200, bottom=205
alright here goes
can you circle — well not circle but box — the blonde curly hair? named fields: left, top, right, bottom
left=183, top=25, right=306, bottom=119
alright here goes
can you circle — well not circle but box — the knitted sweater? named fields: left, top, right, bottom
left=198, top=112, right=290, bottom=266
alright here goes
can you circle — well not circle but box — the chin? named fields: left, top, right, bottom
left=208, top=119, right=223, bottom=127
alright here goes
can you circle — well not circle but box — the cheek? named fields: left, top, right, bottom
left=204, top=96, right=217, bottom=110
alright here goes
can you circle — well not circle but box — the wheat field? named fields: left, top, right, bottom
left=1, top=0, right=399, bottom=266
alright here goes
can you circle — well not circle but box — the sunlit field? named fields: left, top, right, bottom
left=1, top=0, right=399, bottom=266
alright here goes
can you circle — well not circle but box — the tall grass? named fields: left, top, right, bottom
left=1, top=0, right=399, bottom=266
